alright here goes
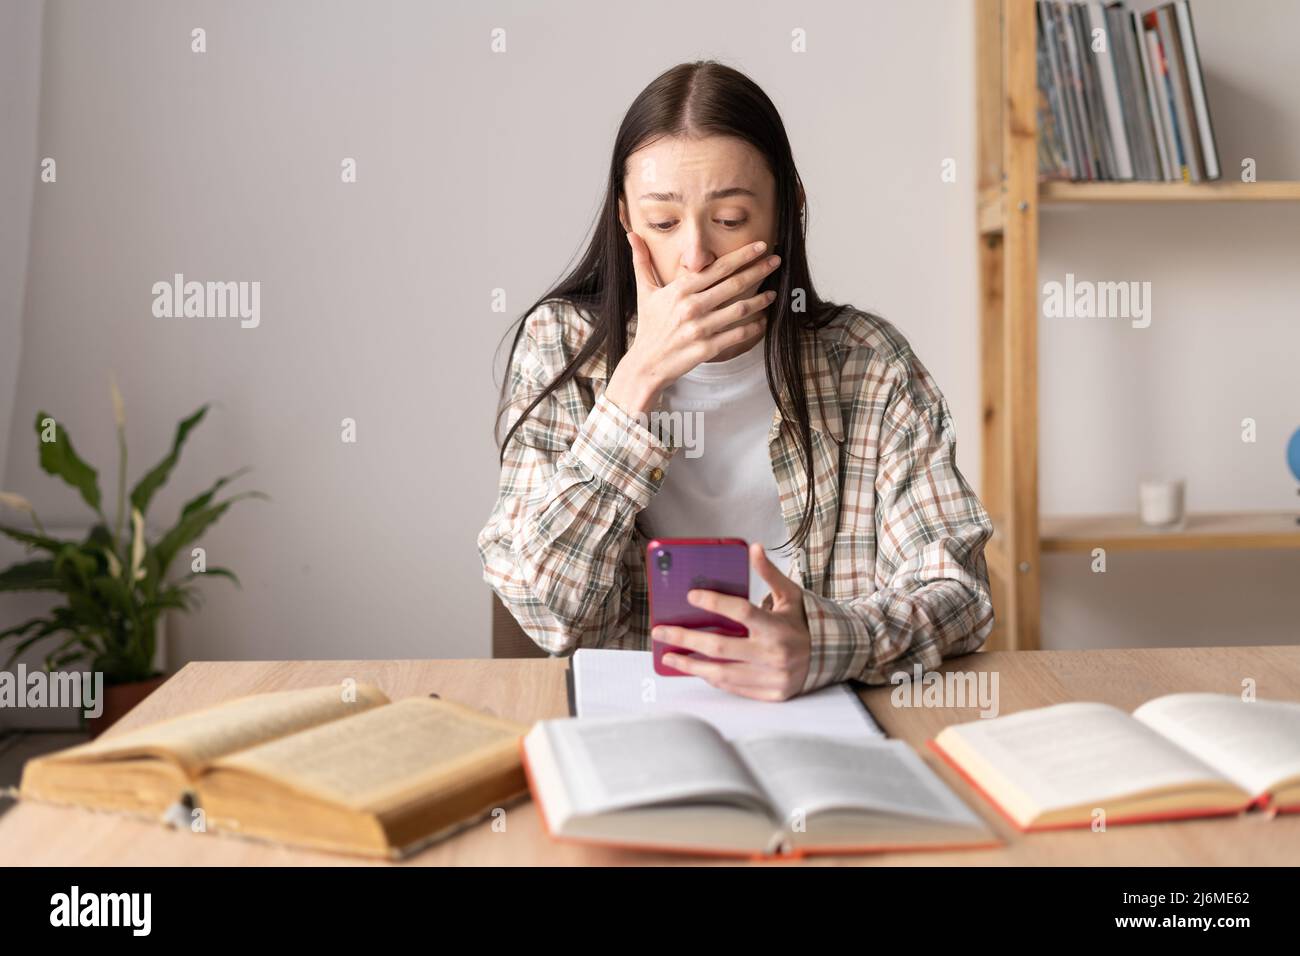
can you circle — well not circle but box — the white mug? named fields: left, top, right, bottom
left=1138, top=478, right=1185, bottom=528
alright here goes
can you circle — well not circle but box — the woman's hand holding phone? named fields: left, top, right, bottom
left=603, top=234, right=780, bottom=415
left=654, top=542, right=812, bottom=701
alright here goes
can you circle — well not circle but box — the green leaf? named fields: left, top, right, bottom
left=153, top=490, right=266, bottom=578
left=42, top=632, right=96, bottom=672
left=177, top=466, right=253, bottom=524
left=128, top=405, right=209, bottom=517
left=52, top=544, right=98, bottom=591
left=3, top=619, right=67, bottom=669
left=34, top=410, right=103, bottom=515
left=90, top=574, right=135, bottom=615
left=0, top=558, right=61, bottom=593
left=82, top=524, right=115, bottom=550
left=142, top=586, right=196, bottom=613
left=81, top=525, right=123, bottom=579
left=0, top=616, right=51, bottom=643
left=0, top=524, right=70, bottom=555
left=62, top=588, right=110, bottom=629
left=186, top=566, right=241, bottom=588
left=49, top=648, right=91, bottom=670
left=46, top=607, right=103, bottom=649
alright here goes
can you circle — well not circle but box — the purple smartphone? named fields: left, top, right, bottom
left=646, top=537, right=749, bottom=677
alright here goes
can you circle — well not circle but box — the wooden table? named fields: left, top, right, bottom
left=2, top=647, right=1297, bottom=865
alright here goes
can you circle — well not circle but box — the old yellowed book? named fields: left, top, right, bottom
left=19, top=684, right=529, bottom=859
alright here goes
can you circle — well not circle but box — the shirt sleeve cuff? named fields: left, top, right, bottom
left=800, top=587, right=958, bottom=695
left=569, top=391, right=673, bottom=509
left=799, top=588, right=874, bottom=695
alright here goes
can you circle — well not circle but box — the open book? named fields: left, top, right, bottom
left=929, top=693, right=1300, bottom=831
left=19, top=684, right=530, bottom=859
left=522, top=712, right=998, bottom=859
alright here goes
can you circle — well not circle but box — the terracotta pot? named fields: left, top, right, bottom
left=86, top=674, right=167, bottom=739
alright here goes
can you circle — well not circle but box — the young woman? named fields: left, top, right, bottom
left=479, top=61, right=995, bottom=700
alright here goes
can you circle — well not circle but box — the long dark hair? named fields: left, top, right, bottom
left=496, top=60, right=845, bottom=549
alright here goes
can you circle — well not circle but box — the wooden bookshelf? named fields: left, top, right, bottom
left=974, top=1, right=1300, bottom=650
left=1040, top=511, right=1300, bottom=553
left=1040, top=180, right=1300, bottom=203
left=979, top=180, right=1300, bottom=233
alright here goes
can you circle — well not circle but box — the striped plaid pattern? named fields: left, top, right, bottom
left=478, top=299, right=995, bottom=694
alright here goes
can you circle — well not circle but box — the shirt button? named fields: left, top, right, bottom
left=649, top=466, right=664, bottom=482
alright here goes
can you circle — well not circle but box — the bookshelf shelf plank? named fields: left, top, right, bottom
left=1040, top=181, right=1300, bottom=203
left=1040, top=511, right=1300, bottom=553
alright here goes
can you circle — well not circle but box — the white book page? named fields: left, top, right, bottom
left=733, top=734, right=983, bottom=828
left=572, top=648, right=884, bottom=741
left=947, top=702, right=1230, bottom=812
left=545, top=713, right=771, bottom=818
left=1133, top=694, right=1300, bottom=798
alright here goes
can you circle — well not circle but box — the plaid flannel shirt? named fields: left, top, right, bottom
left=478, top=299, right=995, bottom=695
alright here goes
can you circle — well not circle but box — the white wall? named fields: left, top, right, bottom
left=0, top=0, right=43, bottom=481
left=2, top=0, right=1293, bottom=672
left=0, top=0, right=46, bottom=729
left=2, top=0, right=979, bottom=666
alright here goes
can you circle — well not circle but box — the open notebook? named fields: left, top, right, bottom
left=569, top=648, right=885, bottom=741
left=929, top=693, right=1300, bottom=831
left=522, top=712, right=998, bottom=859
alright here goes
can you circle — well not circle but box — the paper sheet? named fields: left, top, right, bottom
left=572, top=648, right=884, bottom=742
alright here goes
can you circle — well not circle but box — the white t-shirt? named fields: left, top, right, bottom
left=639, top=340, right=795, bottom=606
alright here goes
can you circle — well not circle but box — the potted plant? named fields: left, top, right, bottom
left=0, top=377, right=265, bottom=737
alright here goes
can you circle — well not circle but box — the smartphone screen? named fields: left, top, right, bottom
left=646, top=538, right=749, bottom=677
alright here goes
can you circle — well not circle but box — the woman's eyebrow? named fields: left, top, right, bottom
left=638, top=187, right=757, bottom=202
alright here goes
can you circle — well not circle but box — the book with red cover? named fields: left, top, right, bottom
left=521, top=712, right=1001, bottom=860
left=927, top=694, right=1300, bottom=832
